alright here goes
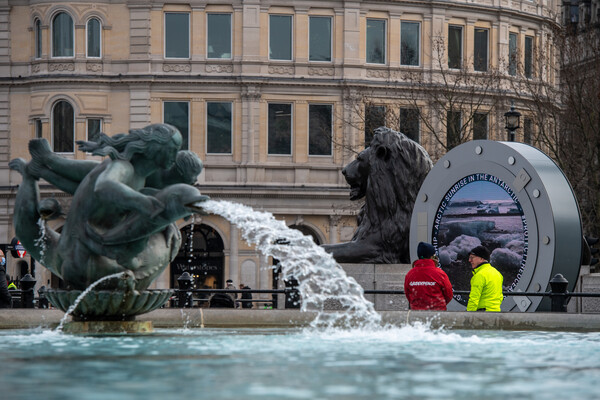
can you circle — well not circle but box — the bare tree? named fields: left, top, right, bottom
left=509, top=24, right=600, bottom=236
left=336, top=34, right=505, bottom=160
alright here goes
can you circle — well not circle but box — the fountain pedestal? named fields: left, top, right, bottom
left=62, top=320, right=155, bottom=334
left=46, top=289, right=173, bottom=333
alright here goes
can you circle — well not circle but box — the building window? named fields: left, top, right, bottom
left=508, top=33, right=517, bottom=76
left=86, top=18, right=101, bottom=58
left=34, top=19, right=42, bottom=59
left=309, top=16, right=332, bottom=62
left=165, top=13, right=189, bottom=59
left=268, top=103, right=292, bottom=155
left=523, top=118, right=533, bottom=144
left=206, top=102, right=232, bottom=154
left=207, top=14, right=232, bottom=59
left=448, top=25, right=463, bottom=69
left=52, top=12, right=74, bottom=57
left=309, top=104, right=332, bottom=156
left=366, top=19, right=386, bottom=64
left=400, top=108, right=420, bottom=143
left=164, top=101, right=189, bottom=150
left=365, top=105, right=386, bottom=147
left=87, top=118, right=102, bottom=143
left=269, top=15, right=292, bottom=61
left=474, top=28, right=488, bottom=72
left=524, top=36, right=533, bottom=78
left=401, top=22, right=420, bottom=66
left=447, top=110, right=462, bottom=149
left=34, top=119, right=43, bottom=138
left=473, top=113, right=488, bottom=140
left=52, top=100, right=74, bottom=153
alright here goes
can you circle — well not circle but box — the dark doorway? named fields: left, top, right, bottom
left=272, top=224, right=322, bottom=308
left=171, top=224, right=225, bottom=306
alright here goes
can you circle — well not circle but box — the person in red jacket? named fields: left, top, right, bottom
left=404, top=242, right=453, bottom=310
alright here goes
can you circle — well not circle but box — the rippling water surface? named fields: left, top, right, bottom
left=1, top=324, right=599, bottom=400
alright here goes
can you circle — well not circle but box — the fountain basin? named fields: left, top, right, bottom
left=0, top=325, right=599, bottom=399
left=45, top=289, right=173, bottom=321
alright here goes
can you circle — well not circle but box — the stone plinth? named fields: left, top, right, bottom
left=332, top=264, right=411, bottom=311
left=581, top=273, right=600, bottom=313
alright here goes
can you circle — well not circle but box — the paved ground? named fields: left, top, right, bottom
left=1, top=309, right=600, bottom=331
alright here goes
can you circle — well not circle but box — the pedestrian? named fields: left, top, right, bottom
left=239, top=283, right=253, bottom=309
left=0, top=250, right=12, bottom=308
left=404, top=242, right=453, bottom=310
left=225, top=279, right=238, bottom=306
left=466, top=246, right=503, bottom=312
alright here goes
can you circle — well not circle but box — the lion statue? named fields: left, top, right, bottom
left=323, top=127, right=433, bottom=264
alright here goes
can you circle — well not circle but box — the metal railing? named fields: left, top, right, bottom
left=7, top=273, right=600, bottom=312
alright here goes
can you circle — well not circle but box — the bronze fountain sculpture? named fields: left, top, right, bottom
left=9, top=124, right=208, bottom=324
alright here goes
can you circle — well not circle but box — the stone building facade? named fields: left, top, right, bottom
left=0, top=0, right=559, bottom=297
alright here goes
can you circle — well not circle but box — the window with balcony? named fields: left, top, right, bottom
left=365, top=105, right=386, bottom=147
left=268, top=103, right=292, bottom=155
left=309, top=16, right=332, bottom=62
left=52, top=12, right=74, bottom=57
left=309, top=104, right=332, bottom=156
left=207, top=102, right=232, bottom=154
left=508, top=33, right=518, bottom=76
left=207, top=14, right=232, bottom=59
left=448, top=25, right=463, bottom=69
left=447, top=110, right=462, bottom=149
left=270, top=15, right=292, bottom=61
left=400, top=107, right=420, bottom=143
left=474, top=28, right=488, bottom=72
left=52, top=100, right=74, bottom=152
left=473, top=113, right=488, bottom=140
left=366, top=19, right=386, bottom=64
left=525, top=36, right=533, bottom=78
left=164, top=101, right=189, bottom=150
left=401, top=22, right=420, bottom=66
left=87, top=18, right=101, bottom=58
left=165, top=13, right=189, bottom=59
left=34, top=19, right=42, bottom=59
left=87, top=118, right=102, bottom=143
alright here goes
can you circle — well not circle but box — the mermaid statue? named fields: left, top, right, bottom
left=9, top=124, right=208, bottom=293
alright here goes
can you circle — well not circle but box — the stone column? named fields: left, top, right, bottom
left=240, top=86, right=262, bottom=183
left=329, top=215, right=341, bottom=244
left=259, top=254, right=270, bottom=303
left=129, top=84, right=151, bottom=129
left=229, top=223, right=239, bottom=285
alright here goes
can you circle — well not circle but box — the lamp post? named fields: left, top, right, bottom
left=504, top=101, right=521, bottom=142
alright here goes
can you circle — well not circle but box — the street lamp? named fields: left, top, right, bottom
left=504, top=101, right=521, bottom=142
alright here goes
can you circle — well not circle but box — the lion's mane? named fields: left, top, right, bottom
left=324, top=127, right=433, bottom=264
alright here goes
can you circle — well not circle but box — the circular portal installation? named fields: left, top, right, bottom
left=410, top=141, right=582, bottom=312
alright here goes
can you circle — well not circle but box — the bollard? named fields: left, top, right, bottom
left=549, top=273, right=569, bottom=312
left=37, top=285, right=49, bottom=309
left=19, top=274, right=37, bottom=308
left=177, top=272, right=194, bottom=308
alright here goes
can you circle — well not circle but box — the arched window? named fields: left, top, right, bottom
left=34, top=18, right=42, bottom=59
left=52, top=100, right=74, bottom=152
left=52, top=12, right=74, bottom=57
left=87, top=18, right=101, bottom=58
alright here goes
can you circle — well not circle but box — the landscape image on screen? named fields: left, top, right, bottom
left=432, top=173, right=528, bottom=305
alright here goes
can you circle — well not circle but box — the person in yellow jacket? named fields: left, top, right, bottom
left=466, top=246, right=503, bottom=312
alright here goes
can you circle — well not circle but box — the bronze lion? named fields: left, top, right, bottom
left=323, top=127, right=433, bottom=264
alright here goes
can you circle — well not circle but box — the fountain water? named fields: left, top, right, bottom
left=199, top=199, right=381, bottom=329
left=2, top=325, right=599, bottom=399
